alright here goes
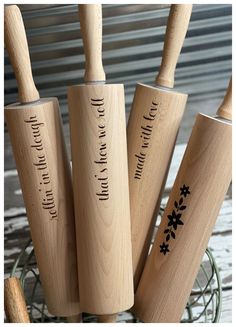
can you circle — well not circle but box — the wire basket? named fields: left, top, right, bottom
left=9, top=238, right=222, bottom=323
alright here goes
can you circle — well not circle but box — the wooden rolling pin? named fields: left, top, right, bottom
left=134, top=77, right=232, bottom=322
left=127, top=4, right=192, bottom=289
left=4, top=5, right=80, bottom=317
left=68, top=4, right=134, bottom=322
left=4, top=277, right=30, bottom=323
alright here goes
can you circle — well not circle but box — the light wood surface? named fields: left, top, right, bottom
left=4, top=276, right=30, bottom=323
left=155, top=5, right=192, bottom=88
left=79, top=4, right=106, bottom=82
left=68, top=84, right=133, bottom=314
left=5, top=100, right=80, bottom=316
left=69, top=3, right=133, bottom=317
left=128, top=4, right=191, bottom=290
left=4, top=143, right=233, bottom=322
left=4, top=5, right=39, bottom=103
left=67, top=313, right=82, bottom=323
left=128, top=84, right=187, bottom=289
left=4, top=5, right=80, bottom=317
left=127, top=4, right=191, bottom=291
left=216, top=77, right=232, bottom=120
left=98, top=314, right=117, bottom=323
left=134, top=112, right=232, bottom=322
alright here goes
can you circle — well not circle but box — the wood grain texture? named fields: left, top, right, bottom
left=5, top=99, right=80, bottom=317
left=68, top=84, right=133, bottom=315
left=4, top=5, right=39, bottom=103
left=4, top=145, right=232, bottom=322
left=79, top=4, right=106, bottom=82
left=128, top=83, right=187, bottom=289
left=127, top=4, right=191, bottom=291
left=155, top=4, right=192, bottom=88
left=67, top=313, right=82, bottom=323
left=134, top=113, right=232, bottom=322
left=216, top=77, right=232, bottom=120
left=97, top=314, right=117, bottom=323
left=4, top=277, right=30, bottom=323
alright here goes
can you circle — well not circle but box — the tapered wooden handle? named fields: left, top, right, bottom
left=78, top=4, right=106, bottom=83
left=4, top=5, right=39, bottom=103
left=4, top=277, right=30, bottom=323
left=216, top=77, right=232, bottom=120
left=67, top=313, right=82, bottom=323
left=98, top=314, right=117, bottom=323
left=155, top=5, right=192, bottom=88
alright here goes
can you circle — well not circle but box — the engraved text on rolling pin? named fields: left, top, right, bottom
left=92, top=98, right=109, bottom=201
left=134, top=100, right=160, bottom=180
left=24, top=115, right=58, bottom=220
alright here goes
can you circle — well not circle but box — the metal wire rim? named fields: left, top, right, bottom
left=9, top=239, right=222, bottom=323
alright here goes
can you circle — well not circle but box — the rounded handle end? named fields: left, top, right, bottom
left=97, top=314, right=117, bottom=323
left=4, top=5, right=39, bottom=103
left=4, top=277, right=30, bottom=323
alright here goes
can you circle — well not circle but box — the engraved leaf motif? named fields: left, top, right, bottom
left=174, top=201, right=178, bottom=209
left=164, top=229, right=169, bottom=234
left=180, top=205, right=186, bottom=210
left=179, top=198, right=183, bottom=205
left=171, top=231, right=175, bottom=239
left=166, top=234, right=170, bottom=242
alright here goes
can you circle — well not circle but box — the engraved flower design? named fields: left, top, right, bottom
left=180, top=184, right=190, bottom=198
left=167, top=210, right=184, bottom=230
left=160, top=242, right=170, bottom=255
left=160, top=184, right=190, bottom=255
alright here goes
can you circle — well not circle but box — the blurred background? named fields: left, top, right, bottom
left=4, top=4, right=232, bottom=323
